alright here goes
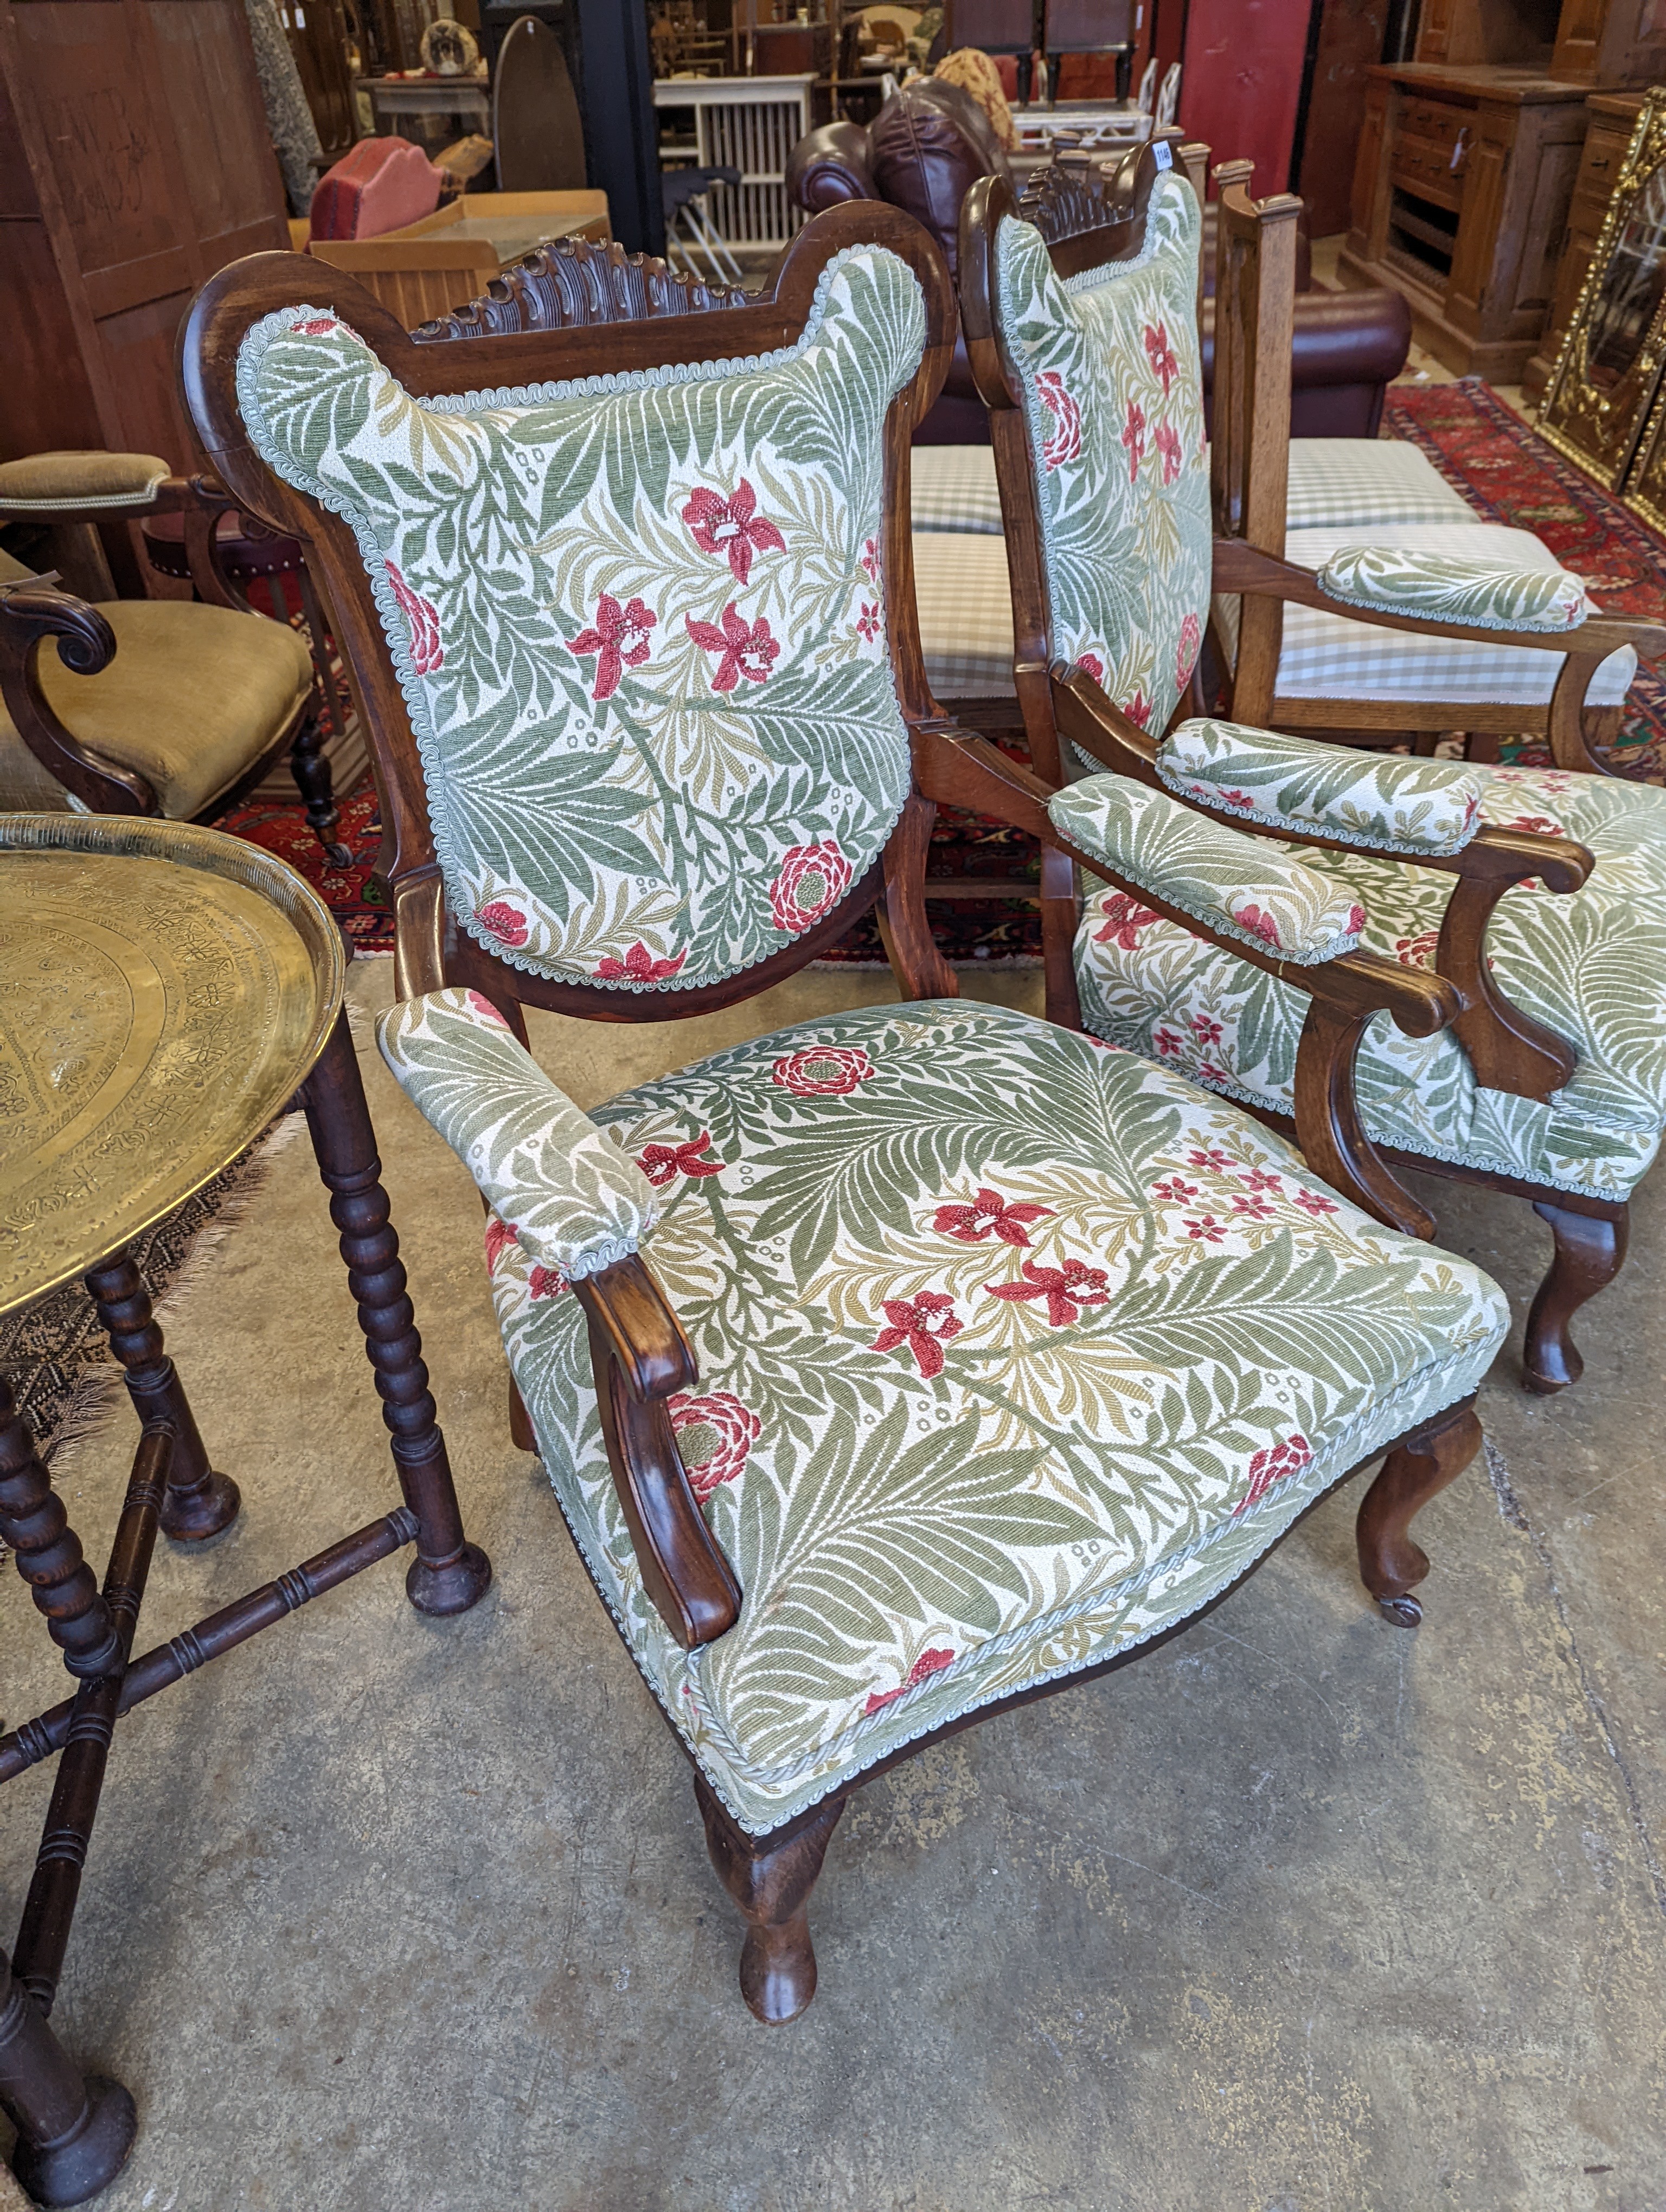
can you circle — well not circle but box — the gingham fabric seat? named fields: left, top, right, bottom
left=914, top=530, right=1016, bottom=696
left=1215, top=523, right=1636, bottom=709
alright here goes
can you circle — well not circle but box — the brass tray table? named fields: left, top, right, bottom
left=0, top=816, right=490, bottom=2205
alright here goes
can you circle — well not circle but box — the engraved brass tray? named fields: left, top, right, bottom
left=0, top=814, right=345, bottom=1316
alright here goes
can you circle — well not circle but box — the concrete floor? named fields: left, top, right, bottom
left=4, top=956, right=1664, bottom=2211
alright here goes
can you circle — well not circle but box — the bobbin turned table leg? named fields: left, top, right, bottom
left=83, top=1250, right=240, bottom=1543
left=299, top=1011, right=491, bottom=1617
left=1, top=1940, right=136, bottom=2208
left=0, top=1374, right=118, bottom=1680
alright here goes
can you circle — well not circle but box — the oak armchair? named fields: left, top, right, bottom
left=0, top=452, right=349, bottom=861
left=959, top=140, right=1666, bottom=1393
left=181, top=209, right=1507, bottom=2024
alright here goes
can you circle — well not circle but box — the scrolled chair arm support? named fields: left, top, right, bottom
left=911, top=717, right=1458, bottom=1240
left=0, top=577, right=151, bottom=812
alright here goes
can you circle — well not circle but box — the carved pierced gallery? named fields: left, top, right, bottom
left=2, top=0, right=1664, bottom=2203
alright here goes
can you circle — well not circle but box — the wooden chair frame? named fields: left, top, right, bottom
left=958, top=143, right=1644, bottom=1393
left=0, top=470, right=348, bottom=861
left=1207, top=160, right=1666, bottom=772
left=174, top=206, right=1486, bottom=2024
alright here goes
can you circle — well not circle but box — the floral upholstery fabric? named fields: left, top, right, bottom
left=460, top=999, right=1507, bottom=1831
left=992, top=176, right=1211, bottom=743
left=1050, top=775, right=1366, bottom=963
left=235, top=249, right=925, bottom=995
left=1075, top=764, right=1666, bottom=1200
left=379, top=988, right=657, bottom=1280
left=1157, top=720, right=1484, bottom=857
left=1316, top=544, right=1591, bottom=633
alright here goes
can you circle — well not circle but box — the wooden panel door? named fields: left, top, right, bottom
left=1297, top=0, right=1392, bottom=235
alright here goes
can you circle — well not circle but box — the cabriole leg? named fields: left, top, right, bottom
left=695, top=1775, right=844, bottom=2024
left=1356, top=1397, right=1483, bottom=1628
left=83, top=1250, right=239, bottom=1543
left=1, top=1941, right=136, bottom=2208
left=300, top=1011, right=491, bottom=1616
left=1524, top=1200, right=1628, bottom=1396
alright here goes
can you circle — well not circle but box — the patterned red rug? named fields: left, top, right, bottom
left=214, top=378, right=1666, bottom=961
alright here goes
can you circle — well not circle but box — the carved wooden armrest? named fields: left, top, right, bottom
left=912, top=718, right=1459, bottom=1239
left=0, top=465, right=251, bottom=614
left=0, top=577, right=150, bottom=813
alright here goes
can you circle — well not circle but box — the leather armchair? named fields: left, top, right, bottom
left=786, top=82, right=1413, bottom=442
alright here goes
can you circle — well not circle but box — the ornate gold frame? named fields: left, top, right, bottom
left=1540, top=88, right=1666, bottom=492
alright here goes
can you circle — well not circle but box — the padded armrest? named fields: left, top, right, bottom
left=785, top=120, right=876, bottom=211
left=1047, top=776, right=1366, bottom=965
left=1201, top=290, right=1412, bottom=438
left=378, top=987, right=658, bottom=1282
left=1157, top=719, right=1485, bottom=857
left=1315, top=544, right=1590, bottom=633
left=0, top=450, right=172, bottom=514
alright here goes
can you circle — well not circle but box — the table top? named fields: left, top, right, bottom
left=356, top=77, right=490, bottom=108
left=447, top=211, right=604, bottom=258
left=0, top=817, right=345, bottom=1316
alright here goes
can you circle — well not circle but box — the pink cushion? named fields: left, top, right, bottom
left=309, top=137, right=443, bottom=242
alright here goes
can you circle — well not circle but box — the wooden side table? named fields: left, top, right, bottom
left=0, top=814, right=490, bottom=2204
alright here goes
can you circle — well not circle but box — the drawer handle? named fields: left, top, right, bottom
left=1450, top=125, right=1470, bottom=171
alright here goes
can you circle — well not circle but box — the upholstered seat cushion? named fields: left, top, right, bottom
left=0, top=598, right=313, bottom=816
left=1216, top=524, right=1635, bottom=709
left=914, top=530, right=1017, bottom=696
left=482, top=999, right=1507, bottom=1831
left=1075, top=763, right=1666, bottom=1200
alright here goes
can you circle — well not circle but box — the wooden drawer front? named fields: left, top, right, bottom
left=1392, top=133, right=1468, bottom=210
left=1399, top=97, right=1472, bottom=158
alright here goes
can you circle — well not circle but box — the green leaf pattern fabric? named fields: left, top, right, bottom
left=1158, top=719, right=1485, bottom=857
left=1075, top=763, right=1666, bottom=1200
left=377, top=986, right=658, bottom=1281
left=992, top=178, right=1212, bottom=744
left=473, top=1000, right=1505, bottom=1831
left=1048, top=775, right=1367, bottom=963
left=1316, top=545, right=1591, bottom=634
left=235, top=249, right=926, bottom=994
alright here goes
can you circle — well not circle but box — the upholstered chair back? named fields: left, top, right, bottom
left=986, top=150, right=1212, bottom=746
left=223, top=229, right=937, bottom=1001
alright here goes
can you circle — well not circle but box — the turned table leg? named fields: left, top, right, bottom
left=84, top=1249, right=239, bottom=1543
left=696, top=1774, right=844, bottom=2024
left=299, top=1010, right=491, bottom=1617
left=1, top=1942, right=136, bottom=2209
left=0, top=1374, right=118, bottom=1680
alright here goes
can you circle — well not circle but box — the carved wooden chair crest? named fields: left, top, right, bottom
left=961, top=142, right=1666, bottom=1393
left=183, top=210, right=1508, bottom=2022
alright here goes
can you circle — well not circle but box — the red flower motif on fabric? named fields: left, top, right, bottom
left=681, top=479, right=786, bottom=586
left=528, top=1264, right=568, bottom=1300
left=1197, top=1059, right=1232, bottom=1085
left=483, top=1214, right=520, bottom=1271
left=872, top=1292, right=963, bottom=1378
left=1122, top=398, right=1147, bottom=481
left=1093, top=892, right=1162, bottom=951
left=668, top=1389, right=761, bottom=1503
left=567, top=593, right=656, bottom=702
left=687, top=605, right=779, bottom=692
left=1293, top=1188, right=1338, bottom=1217
left=1503, top=814, right=1564, bottom=837
left=1190, top=1013, right=1224, bottom=1045
left=1345, top=904, right=1366, bottom=936
left=1151, top=1176, right=1199, bottom=1203
left=1188, top=1147, right=1234, bottom=1172
left=1240, top=1168, right=1283, bottom=1193
left=769, top=839, right=852, bottom=934
left=465, top=991, right=509, bottom=1026
left=637, top=1131, right=723, bottom=1187
left=1210, top=788, right=1255, bottom=811
left=1143, top=320, right=1179, bottom=396
left=1077, top=653, right=1105, bottom=685
left=385, top=560, right=443, bottom=676
left=1152, top=1027, right=1184, bottom=1059
left=1176, top=610, right=1202, bottom=691
left=1233, top=902, right=1282, bottom=949
left=772, top=1044, right=874, bottom=1097
left=1035, top=371, right=1082, bottom=468
left=856, top=600, right=881, bottom=642
left=1124, top=692, right=1152, bottom=729
left=933, top=1187, right=1053, bottom=1247
left=1184, top=1216, right=1225, bottom=1242
left=294, top=317, right=340, bottom=336
left=985, top=1257, right=1111, bottom=1328
left=595, top=941, right=688, bottom=983
left=1233, top=1194, right=1275, bottom=1220
left=1154, top=422, right=1183, bottom=487
left=1395, top=930, right=1439, bottom=969
left=477, top=900, right=529, bottom=948
left=864, top=1646, right=956, bottom=1717
left=1236, top=1432, right=1313, bottom=1516
left=861, top=537, right=881, bottom=584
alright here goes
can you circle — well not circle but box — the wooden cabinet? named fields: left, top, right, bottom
left=1524, top=87, right=1645, bottom=394
left=0, top=0, right=288, bottom=481
left=1338, top=61, right=1590, bottom=378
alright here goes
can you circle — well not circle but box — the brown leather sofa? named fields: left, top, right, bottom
left=785, top=80, right=1412, bottom=444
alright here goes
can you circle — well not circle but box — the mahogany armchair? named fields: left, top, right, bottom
left=958, top=140, right=1666, bottom=1393
left=0, top=452, right=349, bottom=861
left=179, top=209, right=1508, bottom=2023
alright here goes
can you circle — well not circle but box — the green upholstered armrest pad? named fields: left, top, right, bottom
left=1157, top=718, right=1484, bottom=856
left=1047, top=775, right=1366, bottom=965
left=1313, top=544, right=1589, bottom=634
left=377, top=987, right=658, bottom=1282
left=0, top=451, right=172, bottom=514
